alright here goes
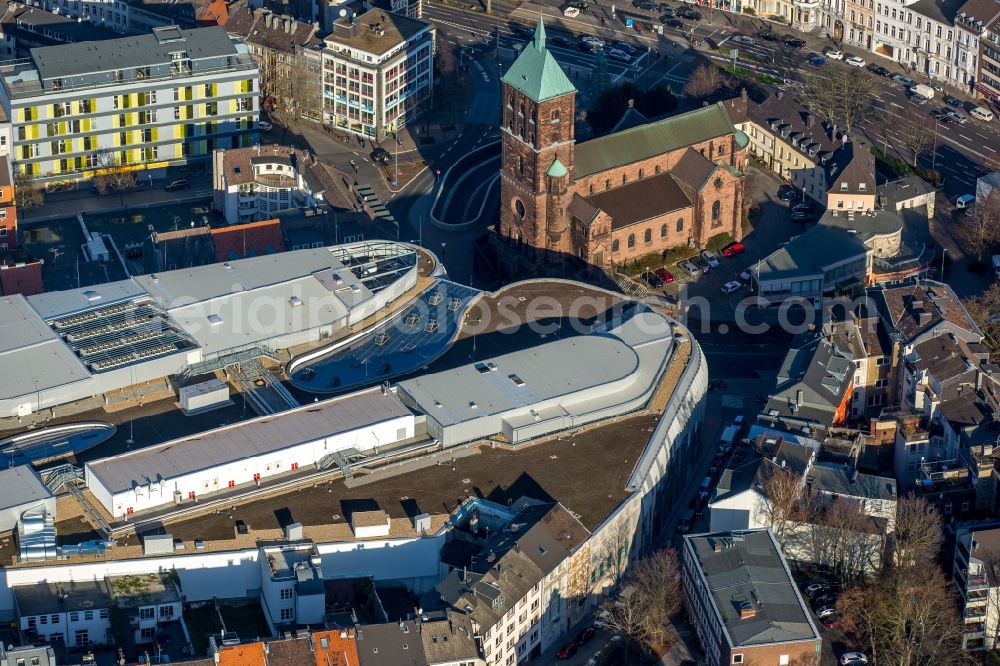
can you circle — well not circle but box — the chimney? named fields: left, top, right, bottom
left=739, top=604, right=757, bottom=620
left=713, top=540, right=723, bottom=553
left=627, top=98, right=635, bottom=108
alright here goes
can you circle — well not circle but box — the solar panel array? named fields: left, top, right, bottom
left=293, top=280, right=479, bottom=393
left=50, top=298, right=196, bottom=373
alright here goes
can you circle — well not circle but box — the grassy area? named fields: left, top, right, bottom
left=219, top=602, right=272, bottom=641
left=705, top=233, right=735, bottom=254
left=184, top=603, right=223, bottom=656
left=619, top=246, right=698, bottom=276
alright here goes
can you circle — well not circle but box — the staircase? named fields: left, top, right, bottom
left=612, top=271, right=649, bottom=298
left=176, top=345, right=278, bottom=384
left=355, top=184, right=397, bottom=236
left=41, top=464, right=84, bottom=493
left=317, top=447, right=361, bottom=479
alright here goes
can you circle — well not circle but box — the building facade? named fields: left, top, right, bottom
left=0, top=26, right=260, bottom=187
left=954, top=525, right=1000, bottom=651
left=322, top=8, right=434, bottom=140
left=499, top=21, right=746, bottom=268
left=212, top=144, right=322, bottom=224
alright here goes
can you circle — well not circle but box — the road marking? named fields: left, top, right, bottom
left=959, top=134, right=972, bottom=141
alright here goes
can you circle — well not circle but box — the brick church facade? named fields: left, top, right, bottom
left=499, top=20, right=749, bottom=267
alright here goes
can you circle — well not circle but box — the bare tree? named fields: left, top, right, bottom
left=963, top=282, right=1000, bottom=351
left=753, top=464, right=802, bottom=548
left=683, top=63, right=727, bottom=100
left=957, top=187, right=1000, bottom=263
left=801, top=67, right=878, bottom=134
left=598, top=519, right=633, bottom=591
left=896, top=107, right=936, bottom=166
left=13, top=169, right=44, bottom=209
left=628, top=548, right=683, bottom=640
left=597, top=585, right=646, bottom=665
left=91, top=149, right=137, bottom=206
left=893, top=494, right=942, bottom=569
left=796, top=498, right=884, bottom=585
left=838, top=584, right=889, bottom=665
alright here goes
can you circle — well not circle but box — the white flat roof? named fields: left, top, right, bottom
left=86, top=387, right=413, bottom=494
left=0, top=295, right=90, bottom=401
left=398, top=312, right=674, bottom=429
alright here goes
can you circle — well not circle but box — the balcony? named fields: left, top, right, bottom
left=967, top=575, right=989, bottom=592
left=255, top=173, right=295, bottom=188
left=964, top=607, right=987, bottom=619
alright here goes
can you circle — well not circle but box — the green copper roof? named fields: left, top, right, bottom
left=547, top=158, right=568, bottom=178
left=574, top=102, right=738, bottom=178
left=735, top=129, right=750, bottom=150
left=501, top=16, right=576, bottom=103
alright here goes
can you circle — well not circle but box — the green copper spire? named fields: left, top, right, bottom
left=547, top=158, right=568, bottom=178
left=534, top=15, right=546, bottom=51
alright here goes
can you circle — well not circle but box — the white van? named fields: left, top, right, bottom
left=956, top=194, right=976, bottom=208
left=563, top=6, right=580, bottom=17
left=971, top=106, right=995, bottom=121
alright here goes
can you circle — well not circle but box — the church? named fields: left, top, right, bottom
left=498, top=19, right=749, bottom=267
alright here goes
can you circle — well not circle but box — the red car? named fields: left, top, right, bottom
left=557, top=643, right=578, bottom=659
left=721, top=242, right=746, bottom=257
left=821, top=614, right=839, bottom=628
left=655, top=267, right=675, bottom=284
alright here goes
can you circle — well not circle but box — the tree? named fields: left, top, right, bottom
left=597, top=585, right=647, bottom=664
left=13, top=169, right=44, bottom=209
left=795, top=498, right=884, bottom=585
left=962, top=282, right=1000, bottom=351
left=91, top=149, right=137, bottom=206
left=838, top=584, right=889, bottom=664
left=753, top=463, right=803, bottom=548
left=957, top=188, right=1000, bottom=263
left=683, top=63, right=728, bottom=101
left=587, top=82, right=678, bottom=135
left=627, top=548, right=682, bottom=639
left=895, top=107, right=936, bottom=166
left=801, top=67, right=877, bottom=134
left=893, top=494, right=942, bottom=569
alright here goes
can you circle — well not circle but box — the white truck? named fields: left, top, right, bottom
left=912, top=83, right=935, bottom=100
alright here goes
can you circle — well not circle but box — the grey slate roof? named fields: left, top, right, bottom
left=877, top=175, right=936, bottom=208
left=0, top=465, right=52, bottom=511
left=755, top=221, right=869, bottom=282
left=356, top=620, right=426, bottom=665
left=30, top=26, right=237, bottom=80
left=671, top=148, right=718, bottom=192
left=808, top=464, right=897, bottom=501
left=765, top=332, right=853, bottom=426
left=684, top=529, right=819, bottom=647
left=14, top=580, right=111, bottom=616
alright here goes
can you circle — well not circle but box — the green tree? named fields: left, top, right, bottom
left=587, top=83, right=678, bottom=135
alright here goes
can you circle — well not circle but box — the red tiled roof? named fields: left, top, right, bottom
left=197, top=0, right=230, bottom=25
left=0, top=261, right=43, bottom=296
left=210, top=219, right=284, bottom=263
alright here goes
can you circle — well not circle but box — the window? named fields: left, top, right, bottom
left=711, top=200, right=721, bottom=220
left=550, top=109, right=560, bottom=123
left=139, top=607, right=154, bottom=620
left=140, top=627, right=155, bottom=640
left=159, top=605, right=174, bottom=619
left=69, top=612, right=79, bottom=621
left=661, top=224, right=667, bottom=237
left=644, top=228, right=652, bottom=243
left=627, top=234, right=635, bottom=248
left=280, top=588, right=293, bottom=600
left=612, top=239, right=620, bottom=252
left=859, top=182, right=867, bottom=191
left=732, top=656, right=744, bottom=664
left=676, top=218, right=683, bottom=232
left=280, top=608, right=294, bottom=621
left=74, top=629, right=88, bottom=647
left=780, top=657, right=790, bottom=666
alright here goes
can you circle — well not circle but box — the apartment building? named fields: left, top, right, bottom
left=958, top=0, right=1000, bottom=101
left=259, top=539, right=326, bottom=627
left=322, top=8, right=434, bottom=140
left=431, top=501, right=590, bottom=666
left=0, top=155, right=16, bottom=256
left=953, top=525, right=1000, bottom=651
left=682, top=529, right=822, bottom=666
left=844, top=0, right=877, bottom=49
left=0, top=25, right=260, bottom=187
left=211, top=144, right=322, bottom=224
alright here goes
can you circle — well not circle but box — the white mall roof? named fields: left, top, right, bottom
left=86, top=387, right=412, bottom=493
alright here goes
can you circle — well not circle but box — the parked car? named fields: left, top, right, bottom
left=840, top=653, right=869, bottom=666
left=867, top=63, right=890, bottom=76
left=700, top=250, right=720, bottom=268
left=720, top=280, right=742, bottom=295
left=824, top=48, right=844, bottom=59
left=804, top=582, right=827, bottom=598
left=821, top=614, right=839, bottom=628
left=813, top=592, right=838, bottom=608
left=816, top=606, right=837, bottom=619
left=681, top=8, right=701, bottom=19
left=731, top=35, right=754, bottom=45
left=580, top=35, right=605, bottom=48
left=759, top=31, right=780, bottom=41
left=577, top=41, right=600, bottom=53
left=944, top=94, right=963, bottom=107
left=790, top=210, right=813, bottom=221
left=947, top=111, right=968, bottom=124
left=638, top=1, right=657, bottom=9
left=691, top=256, right=711, bottom=272
left=657, top=2, right=673, bottom=12
left=892, top=74, right=915, bottom=87
left=164, top=178, right=190, bottom=191
left=371, top=147, right=390, bottom=164
left=575, top=627, right=596, bottom=645
left=509, top=24, right=533, bottom=38
left=846, top=55, right=866, bottom=67
left=550, top=35, right=572, bottom=47
left=784, top=37, right=806, bottom=48
left=607, top=48, right=632, bottom=62
left=258, top=120, right=273, bottom=131
left=809, top=55, right=827, bottom=67
left=655, top=267, right=675, bottom=284
left=792, top=202, right=814, bottom=213
left=613, top=41, right=638, bottom=55
left=778, top=185, right=800, bottom=201
left=739, top=268, right=753, bottom=282
left=562, top=6, right=580, bottom=17
left=642, top=271, right=664, bottom=288
left=930, top=108, right=949, bottom=121
left=721, top=242, right=746, bottom=257
left=665, top=17, right=684, bottom=27
left=557, top=643, right=578, bottom=659
left=567, top=0, right=590, bottom=7
left=677, top=259, right=700, bottom=275
left=907, top=91, right=929, bottom=105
